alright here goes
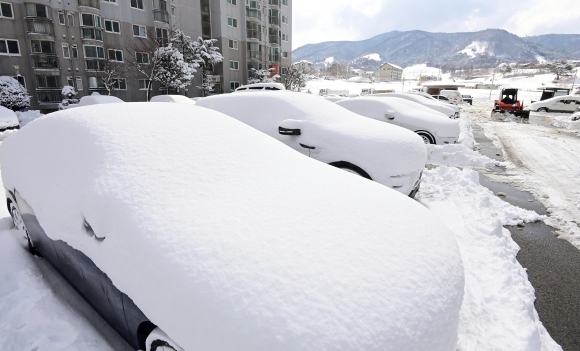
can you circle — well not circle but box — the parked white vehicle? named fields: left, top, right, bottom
left=197, top=91, right=427, bottom=197
left=2, top=102, right=464, bottom=351
left=571, top=107, right=580, bottom=121
left=336, top=97, right=460, bottom=145
left=150, top=95, right=196, bottom=104
left=528, top=95, right=580, bottom=113
left=439, top=90, right=463, bottom=105
left=374, top=93, right=459, bottom=118
left=0, top=106, right=21, bottom=131
left=78, top=94, right=124, bottom=106
left=234, top=82, right=285, bottom=92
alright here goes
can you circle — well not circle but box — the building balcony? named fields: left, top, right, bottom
left=32, top=55, right=59, bottom=70
left=81, top=27, right=103, bottom=40
left=268, top=54, right=280, bottom=62
left=269, top=35, right=280, bottom=45
left=268, top=16, right=280, bottom=26
left=247, top=50, right=262, bottom=60
left=26, top=19, right=54, bottom=35
left=246, top=8, right=261, bottom=20
left=268, top=0, right=280, bottom=7
left=85, top=59, right=106, bottom=71
left=78, top=0, right=100, bottom=9
left=247, top=30, right=262, bottom=41
left=153, top=10, right=169, bottom=23
left=153, top=0, right=167, bottom=10
left=37, top=90, right=62, bottom=104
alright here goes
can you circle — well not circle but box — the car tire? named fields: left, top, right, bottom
left=538, top=107, right=549, bottom=112
left=9, top=202, right=40, bottom=256
left=416, top=132, right=435, bottom=145
left=328, top=161, right=372, bottom=180
left=149, top=340, right=178, bottom=351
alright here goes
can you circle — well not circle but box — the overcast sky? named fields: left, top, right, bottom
left=292, top=0, right=580, bottom=50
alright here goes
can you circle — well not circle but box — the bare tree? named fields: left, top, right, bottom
left=99, top=47, right=130, bottom=95
left=283, top=61, right=315, bottom=91
left=126, top=28, right=163, bottom=101
left=546, top=59, right=574, bottom=80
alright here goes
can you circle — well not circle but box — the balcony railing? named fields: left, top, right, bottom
left=153, top=0, right=167, bottom=10
left=78, top=0, right=100, bottom=9
left=246, top=8, right=261, bottom=20
left=154, top=10, right=169, bottom=23
left=247, top=30, right=261, bottom=40
left=247, top=50, right=262, bottom=60
left=269, top=16, right=280, bottom=25
left=269, top=0, right=280, bottom=6
left=269, top=35, right=280, bottom=44
left=32, top=55, right=59, bottom=69
left=26, top=19, right=54, bottom=35
left=37, top=91, right=62, bottom=104
left=268, top=54, right=280, bottom=62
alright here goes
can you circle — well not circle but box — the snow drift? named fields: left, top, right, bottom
left=1, top=103, right=464, bottom=351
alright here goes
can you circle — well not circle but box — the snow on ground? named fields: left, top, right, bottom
left=420, top=110, right=561, bottom=350
left=360, top=53, right=381, bottom=61
left=463, top=101, right=580, bottom=249
left=457, top=41, right=489, bottom=58
left=324, top=56, right=334, bottom=65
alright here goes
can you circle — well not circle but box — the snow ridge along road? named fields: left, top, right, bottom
left=467, top=101, right=580, bottom=249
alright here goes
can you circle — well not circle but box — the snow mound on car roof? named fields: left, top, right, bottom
left=0, top=103, right=464, bottom=351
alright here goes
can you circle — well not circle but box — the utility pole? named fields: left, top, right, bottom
left=488, top=70, right=496, bottom=101
left=572, top=68, right=578, bottom=93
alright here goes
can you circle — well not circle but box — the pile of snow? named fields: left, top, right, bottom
left=150, top=95, right=196, bottom=104
left=1, top=103, right=464, bottom=350
left=79, top=94, right=124, bottom=106
left=15, top=110, right=43, bottom=127
left=458, top=41, right=489, bottom=58
left=417, top=166, right=559, bottom=350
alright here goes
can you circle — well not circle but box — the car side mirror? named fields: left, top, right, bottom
left=385, top=109, right=396, bottom=120
left=279, top=119, right=303, bottom=136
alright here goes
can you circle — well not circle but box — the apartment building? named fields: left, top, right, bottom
left=0, top=0, right=292, bottom=111
left=379, top=62, right=403, bottom=81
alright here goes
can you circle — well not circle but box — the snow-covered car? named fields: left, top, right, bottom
left=0, top=106, right=20, bottom=131
left=432, top=95, right=452, bottom=103
left=2, top=103, right=464, bottom=351
left=150, top=95, right=196, bottom=104
left=323, top=95, right=346, bottom=102
left=197, top=91, right=427, bottom=197
left=78, top=94, right=124, bottom=106
left=336, top=97, right=460, bottom=145
left=374, top=93, right=460, bottom=118
left=234, top=82, right=285, bottom=92
left=571, top=107, right=580, bottom=121
left=528, top=95, right=580, bottom=113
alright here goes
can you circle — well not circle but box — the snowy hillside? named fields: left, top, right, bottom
left=293, top=29, right=576, bottom=68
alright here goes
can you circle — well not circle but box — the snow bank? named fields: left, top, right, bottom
left=1, top=103, right=464, bottom=351
left=417, top=166, right=559, bottom=351
left=78, top=95, right=124, bottom=106
left=15, top=110, right=43, bottom=127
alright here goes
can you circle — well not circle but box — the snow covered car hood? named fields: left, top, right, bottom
left=1, top=103, right=464, bottom=351
left=0, top=106, right=20, bottom=127
left=375, top=93, right=459, bottom=116
left=196, top=91, right=427, bottom=189
left=337, top=97, right=460, bottom=138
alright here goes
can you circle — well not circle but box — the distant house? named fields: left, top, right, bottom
left=379, top=63, right=403, bottom=81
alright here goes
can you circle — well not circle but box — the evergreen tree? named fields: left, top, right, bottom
left=0, top=76, right=30, bottom=110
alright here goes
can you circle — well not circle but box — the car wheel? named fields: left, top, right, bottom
left=146, top=327, right=183, bottom=351
left=538, top=107, right=549, bottom=112
left=9, top=202, right=40, bottom=256
left=150, top=340, right=178, bottom=351
left=416, top=132, right=435, bottom=144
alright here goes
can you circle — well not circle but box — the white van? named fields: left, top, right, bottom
left=438, top=90, right=463, bottom=105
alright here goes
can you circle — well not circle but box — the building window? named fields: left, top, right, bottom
left=133, top=24, right=146, bottom=37
left=227, top=17, right=237, bottom=27
left=62, top=43, right=70, bottom=58
left=58, top=10, right=65, bottom=24
left=170, top=5, right=175, bottom=15
left=281, top=67, right=287, bottom=75
left=76, top=77, right=83, bottom=90
left=31, top=40, right=55, bottom=54
left=25, top=4, right=52, bottom=19
left=108, top=49, right=123, bottom=62
left=102, top=0, right=116, bottom=2
left=67, top=11, right=74, bottom=26
left=0, top=39, right=20, bottom=55
left=282, top=0, right=288, bottom=5
left=136, top=52, right=149, bottom=64
left=131, top=0, right=144, bottom=9
left=155, top=27, right=168, bottom=44
left=230, top=81, right=240, bottom=90
left=112, top=78, right=127, bottom=90
left=282, top=33, right=288, bottom=41
left=228, top=39, right=238, bottom=50
left=84, top=45, right=105, bottom=58
left=0, top=2, right=14, bottom=18
left=88, top=76, right=105, bottom=88
left=36, top=75, right=60, bottom=88
left=282, top=15, right=288, bottom=24
left=81, top=13, right=101, bottom=27
left=138, top=79, right=150, bottom=90
left=104, top=19, right=120, bottom=33
left=71, top=44, right=78, bottom=58
left=282, top=51, right=288, bottom=58
left=229, top=60, right=239, bottom=70
left=226, top=0, right=236, bottom=4
left=37, top=91, right=62, bottom=103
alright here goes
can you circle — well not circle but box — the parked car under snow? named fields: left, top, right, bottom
left=375, top=92, right=460, bottom=119
left=197, top=91, right=427, bottom=197
left=0, top=106, right=20, bottom=131
left=336, top=97, right=460, bottom=145
left=150, top=95, right=197, bottom=104
left=2, top=103, right=464, bottom=351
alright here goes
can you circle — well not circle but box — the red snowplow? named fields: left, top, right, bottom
left=492, top=88, right=530, bottom=119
